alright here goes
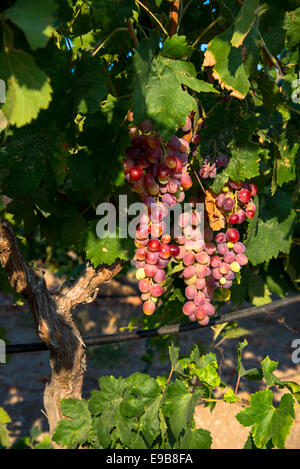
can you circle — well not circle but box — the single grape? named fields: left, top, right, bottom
left=143, top=300, right=156, bottom=315
left=223, top=197, right=235, bottom=211
left=182, top=301, right=196, bottom=316
left=150, top=284, right=164, bottom=298
left=235, top=253, right=248, bottom=266
left=226, top=228, right=240, bottom=243
left=238, top=189, right=251, bottom=204
left=138, top=279, right=150, bottom=293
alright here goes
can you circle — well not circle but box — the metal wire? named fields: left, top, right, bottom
left=5, top=294, right=300, bottom=355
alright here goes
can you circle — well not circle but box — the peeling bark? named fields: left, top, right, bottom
left=0, top=219, right=124, bottom=435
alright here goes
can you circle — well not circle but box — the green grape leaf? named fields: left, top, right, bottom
left=243, top=433, right=274, bottom=449
left=283, top=7, right=300, bottom=48
left=80, top=221, right=134, bottom=268
left=89, top=376, right=135, bottom=448
left=0, top=50, right=52, bottom=127
left=179, top=428, right=212, bottom=449
left=261, top=356, right=281, bottom=387
left=273, top=139, right=298, bottom=189
left=52, top=399, right=92, bottom=449
left=133, top=35, right=199, bottom=137
left=193, top=353, right=221, bottom=389
left=231, top=0, right=259, bottom=48
left=260, top=357, right=300, bottom=402
left=246, top=190, right=296, bottom=265
left=5, top=0, right=57, bottom=49
left=211, top=141, right=260, bottom=193
left=166, top=380, right=201, bottom=440
left=203, top=25, right=250, bottom=100
left=236, top=390, right=295, bottom=449
left=248, top=271, right=272, bottom=306
left=224, top=389, right=240, bottom=403
left=89, top=376, right=127, bottom=416
left=75, top=53, right=107, bottom=114
left=162, top=35, right=194, bottom=59
left=236, top=340, right=262, bottom=379
left=169, top=343, right=185, bottom=376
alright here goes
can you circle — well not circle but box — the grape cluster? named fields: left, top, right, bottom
left=175, top=225, right=248, bottom=325
left=123, top=119, right=192, bottom=314
left=123, top=117, right=257, bottom=326
left=123, top=119, right=193, bottom=206
left=215, top=179, right=258, bottom=224
left=210, top=229, right=248, bottom=288
left=175, top=225, right=216, bottom=326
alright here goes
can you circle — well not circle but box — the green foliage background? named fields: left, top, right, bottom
left=0, top=0, right=299, bottom=321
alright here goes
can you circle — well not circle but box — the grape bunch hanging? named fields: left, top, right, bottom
left=123, top=115, right=257, bottom=324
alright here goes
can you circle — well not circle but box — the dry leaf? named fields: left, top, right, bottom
left=205, top=189, right=226, bottom=231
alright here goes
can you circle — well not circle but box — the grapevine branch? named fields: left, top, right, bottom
left=169, top=0, right=180, bottom=37
left=0, top=218, right=124, bottom=434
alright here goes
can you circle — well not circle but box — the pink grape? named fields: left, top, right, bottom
left=150, top=284, right=164, bottom=298
left=195, top=264, right=208, bottom=278
left=194, top=292, right=205, bottom=306
left=233, top=242, right=246, bottom=254
left=195, top=251, right=210, bottom=265
left=223, top=252, right=235, bottom=264
left=223, top=197, right=235, bottom=210
left=217, top=243, right=228, bottom=255
left=236, top=253, right=248, bottom=266
left=183, top=265, right=196, bottom=279
left=144, top=264, right=157, bottom=277
left=153, top=269, right=166, bottom=283
left=138, top=279, right=150, bottom=293
left=215, top=232, right=226, bottom=243
left=143, top=300, right=156, bottom=315
left=145, top=250, right=159, bottom=265
left=185, top=285, right=197, bottom=300
left=182, top=301, right=196, bottom=316
left=183, top=252, right=196, bottom=266
left=211, top=256, right=221, bottom=268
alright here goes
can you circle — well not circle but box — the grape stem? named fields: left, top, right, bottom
left=126, top=18, right=139, bottom=48
left=135, top=0, right=168, bottom=36
left=92, top=28, right=128, bottom=57
left=193, top=170, right=206, bottom=194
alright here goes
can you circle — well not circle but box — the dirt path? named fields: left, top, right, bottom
left=0, top=274, right=299, bottom=449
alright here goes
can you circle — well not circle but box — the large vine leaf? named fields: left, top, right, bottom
left=166, top=380, right=201, bottom=440
left=0, top=50, right=52, bottom=127
left=211, top=141, right=260, bottom=193
left=52, top=399, right=93, bottom=449
left=179, top=428, right=212, bottom=449
left=5, top=0, right=57, bottom=50
left=80, top=221, right=134, bottom=268
left=236, top=390, right=295, bottom=449
left=162, top=35, right=194, bottom=59
left=203, top=25, right=250, bottom=100
left=231, top=0, right=259, bottom=48
left=133, top=35, right=217, bottom=137
left=89, top=376, right=136, bottom=448
left=246, top=190, right=296, bottom=265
